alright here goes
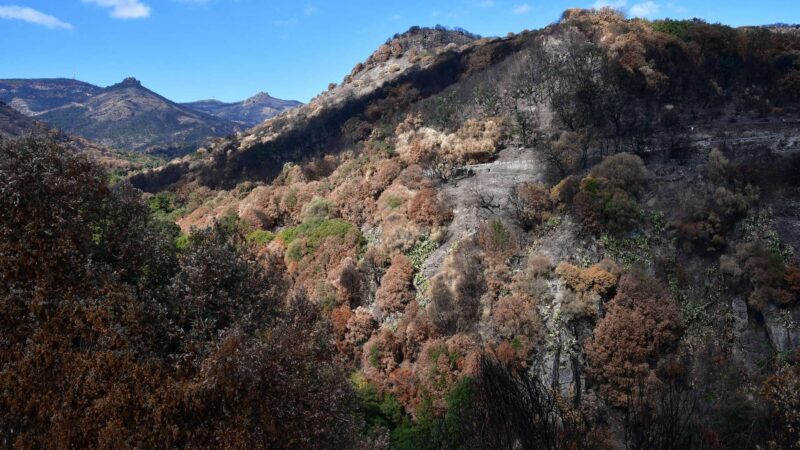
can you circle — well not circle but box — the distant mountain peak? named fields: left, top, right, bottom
left=114, top=77, right=143, bottom=88
left=182, top=91, right=301, bottom=127
left=242, top=92, right=276, bottom=105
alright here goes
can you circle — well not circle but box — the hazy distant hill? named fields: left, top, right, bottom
left=0, top=78, right=101, bottom=116
left=183, top=92, right=301, bottom=127
left=0, top=100, right=161, bottom=170
left=0, top=77, right=239, bottom=155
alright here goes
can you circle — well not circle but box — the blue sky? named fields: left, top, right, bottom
left=1, top=1, right=799, bottom=103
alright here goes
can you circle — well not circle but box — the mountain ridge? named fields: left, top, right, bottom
left=0, top=77, right=300, bottom=155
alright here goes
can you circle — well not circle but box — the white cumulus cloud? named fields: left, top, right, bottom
left=83, top=0, right=151, bottom=19
left=0, top=5, right=72, bottom=29
left=513, top=3, right=531, bottom=15
left=629, top=1, right=660, bottom=17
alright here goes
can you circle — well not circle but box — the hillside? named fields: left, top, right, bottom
left=128, top=15, right=800, bottom=447
left=39, top=78, right=238, bottom=155
left=0, top=100, right=161, bottom=171
left=4, top=12, right=800, bottom=449
left=0, top=100, right=47, bottom=139
left=182, top=92, right=301, bottom=126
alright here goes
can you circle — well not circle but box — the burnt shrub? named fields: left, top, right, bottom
left=584, top=272, right=682, bottom=407
left=509, top=182, right=553, bottom=231
left=720, top=240, right=796, bottom=311
left=407, top=187, right=454, bottom=226
left=428, top=240, right=486, bottom=334
left=478, top=220, right=519, bottom=259
left=571, top=153, right=647, bottom=235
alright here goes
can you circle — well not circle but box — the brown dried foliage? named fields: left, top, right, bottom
left=584, top=272, right=682, bottom=408
left=375, top=254, right=416, bottom=316
left=407, top=187, right=453, bottom=226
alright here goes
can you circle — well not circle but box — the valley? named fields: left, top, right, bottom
left=2, top=7, right=800, bottom=449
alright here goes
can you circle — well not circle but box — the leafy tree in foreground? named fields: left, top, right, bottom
left=0, top=139, right=361, bottom=449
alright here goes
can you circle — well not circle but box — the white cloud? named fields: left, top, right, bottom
left=82, top=0, right=151, bottom=19
left=592, top=0, right=627, bottom=9
left=303, top=4, right=317, bottom=16
left=513, top=3, right=531, bottom=14
left=390, top=14, right=401, bottom=20
left=0, top=5, right=72, bottom=29
left=629, top=1, right=660, bottom=17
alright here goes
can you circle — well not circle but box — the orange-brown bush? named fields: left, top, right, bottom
left=584, top=272, right=682, bottom=408
left=396, top=164, right=431, bottom=191
left=394, top=300, right=435, bottom=362
left=331, top=256, right=364, bottom=307
left=345, top=307, right=377, bottom=351
left=375, top=254, right=415, bottom=316
left=415, top=336, right=480, bottom=409
left=332, top=178, right=378, bottom=225
left=368, top=158, right=403, bottom=196
left=557, top=260, right=621, bottom=320
left=556, top=260, right=620, bottom=297
left=407, top=187, right=453, bottom=226
left=238, top=185, right=284, bottom=229
left=492, top=293, right=541, bottom=343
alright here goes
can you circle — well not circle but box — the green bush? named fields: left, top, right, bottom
left=386, top=195, right=404, bottom=209
left=652, top=19, right=692, bottom=39
left=286, top=240, right=305, bottom=262
left=175, top=232, right=190, bottom=250
left=301, top=196, right=335, bottom=220
left=279, top=218, right=360, bottom=248
left=148, top=191, right=187, bottom=222
left=245, top=229, right=275, bottom=245
left=351, top=373, right=405, bottom=433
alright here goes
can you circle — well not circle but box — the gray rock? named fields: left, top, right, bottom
left=731, top=297, right=749, bottom=332
left=763, top=303, right=800, bottom=353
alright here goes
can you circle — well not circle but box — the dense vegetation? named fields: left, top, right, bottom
left=4, top=9, right=800, bottom=450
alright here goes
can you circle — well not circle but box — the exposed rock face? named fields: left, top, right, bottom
left=764, top=303, right=800, bottom=353
left=182, top=92, right=301, bottom=127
